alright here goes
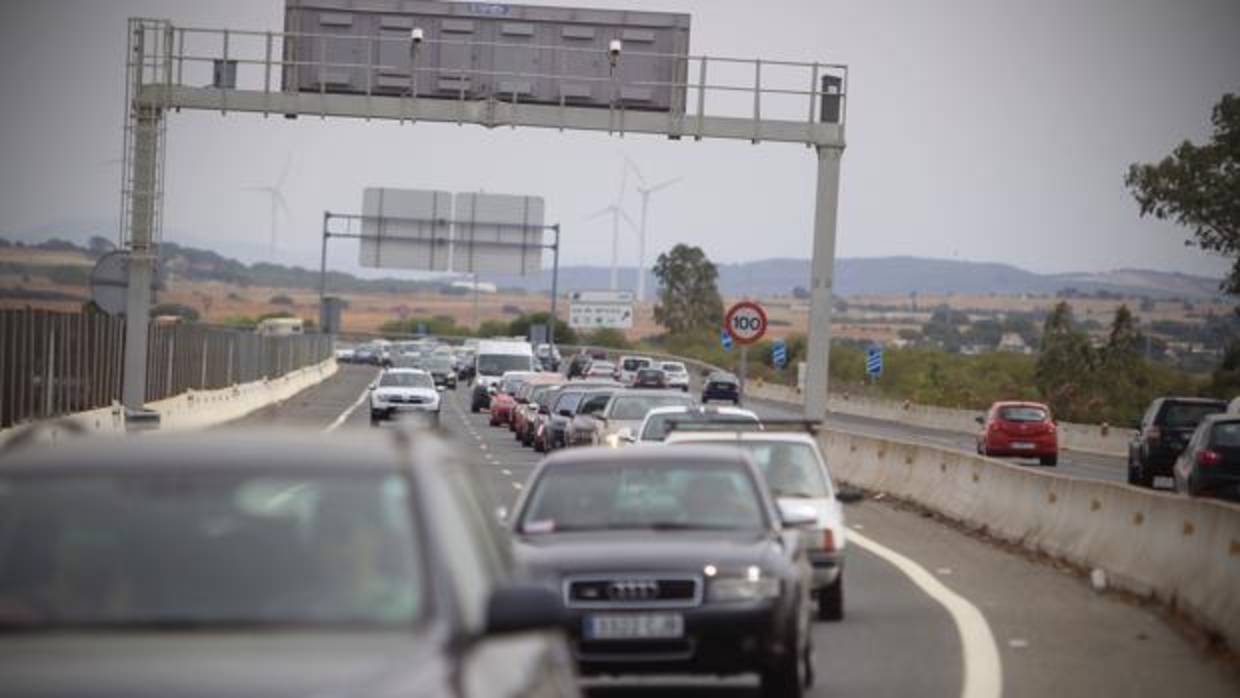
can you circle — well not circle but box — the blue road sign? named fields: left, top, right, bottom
left=772, top=339, right=787, bottom=368
left=721, top=328, right=734, bottom=352
left=866, top=345, right=883, bottom=377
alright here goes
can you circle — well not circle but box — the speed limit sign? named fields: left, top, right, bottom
left=724, top=301, right=768, bottom=345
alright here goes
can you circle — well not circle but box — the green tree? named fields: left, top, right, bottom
left=477, top=320, right=509, bottom=338
left=1210, top=342, right=1240, bottom=398
left=653, top=244, right=724, bottom=335
left=584, top=328, right=630, bottom=350
left=1102, top=305, right=1141, bottom=368
left=1035, top=302, right=1098, bottom=420
left=507, top=311, right=578, bottom=345
left=1125, top=93, right=1240, bottom=294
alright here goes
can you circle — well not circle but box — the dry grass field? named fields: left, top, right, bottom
left=2, top=246, right=1229, bottom=341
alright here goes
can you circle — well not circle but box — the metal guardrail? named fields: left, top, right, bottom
left=0, top=309, right=333, bottom=429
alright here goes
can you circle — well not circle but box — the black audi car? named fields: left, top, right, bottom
left=509, top=446, right=816, bottom=697
left=0, top=429, right=579, bottom=698
left=702, top=372, right=741, bottom=405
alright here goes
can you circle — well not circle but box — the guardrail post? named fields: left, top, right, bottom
left=43, top=322, right=55, bottom=418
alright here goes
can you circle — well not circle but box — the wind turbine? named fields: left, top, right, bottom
left=587, top=163, right=638, bottom=290
left=244, top=154, right=292, bottom=258
left=624, top=156, right=682, bottom=303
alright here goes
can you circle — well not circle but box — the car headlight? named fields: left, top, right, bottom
left=605, top=433, right=622, bottom=448
left=371, top=394, right=388, bottom=405
left=707, top=568, right=781, bottom=602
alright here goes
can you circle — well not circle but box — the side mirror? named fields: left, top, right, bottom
left=777, top=500, right=818, bottom=528
left=484, top=584, right=564, bottom=636
left=369, top=383, right=377, bottom=391
left=975, top=416, right=984, bottom=425
left=835, top=486, right=865, bottom=504
left=494, top=505, right=509, bottom=525
left=436, top=386, right=445, bottom=393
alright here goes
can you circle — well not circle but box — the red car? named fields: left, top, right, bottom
left=488, top=375, right=531, bottom=426
left=976, top=401, right=1058, bottom=466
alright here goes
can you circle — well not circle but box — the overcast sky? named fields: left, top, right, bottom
left=1, top=0, right=1237, bottom=280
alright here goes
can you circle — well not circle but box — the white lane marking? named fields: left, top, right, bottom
left=323, top=375, right=376, bottom=433
left=501, top=468, right=513, bottom=476
left=849, top=530, right=1002, bottom=698
left=1007, top=639, right=1028, bottom=649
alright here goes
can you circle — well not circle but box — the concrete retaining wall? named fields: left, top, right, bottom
left=747, top=381, right=1129, bottom=456
left=820, top=428, right=1240, bottom=650
left=0, top=358, right=338, bottom=448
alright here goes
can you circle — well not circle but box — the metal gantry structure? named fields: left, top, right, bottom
left=118, top=18, right=847, bottom=419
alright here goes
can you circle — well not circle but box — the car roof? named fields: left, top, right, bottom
left=0, top=428, right=425, bottom=475
left=537, top=442, right=759, bottom=470
left=644, top=404, right=754, bottom=417
left=665, top=430, right=819, bottom=445
left=1201, top=413, right=1240, bottom=426
left=991, top=401, right=1048, bottom=408
left=1158, top=397, right=1229, bottom=406
left=384, top=367, right=430, bottom=375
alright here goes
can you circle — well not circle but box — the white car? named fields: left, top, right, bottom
left=615, top=355, right=652, bottom=385
left=665, top=427, right=847, bottom=621
left=583, top=360, right=616, bottom=380
left=659, top=361, right=691, bottom=391
left=369, top=368, right=441, bottom=426
left=631, top=404, right=759, bottom=444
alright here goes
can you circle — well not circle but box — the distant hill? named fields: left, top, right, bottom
left=1, top=231, right=1225, bottom=300
left=488, top=257, right=1225, bottom=300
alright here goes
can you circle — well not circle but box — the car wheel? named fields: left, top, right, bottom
left=369, top=411, right=381, bottom=427
left=760, top=640, right=805, bottom=698
left=817, top=578, right=844, bottom=621
left=470, top=402, right=480, bottom=414
left=1186, top=473, right=1203, bottom=497
left=1126, top=458, right=1139, bottom=485
left=1040, top=455, right=1058, bottom=466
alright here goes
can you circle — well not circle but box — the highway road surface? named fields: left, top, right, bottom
left=747, top=398, right=1132, bottom=485
left=240, top=366, right=1238, bottom=698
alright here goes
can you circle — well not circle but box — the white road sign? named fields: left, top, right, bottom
left=570, top=290, right=635, bottom=304
left=569, top=302, right=634, bottom=329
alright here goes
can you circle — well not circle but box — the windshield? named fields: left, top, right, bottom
left=520, top=460, right=765, bottom=533
left=642, top=413, right=760, bottom=442
left=379, top=372, right=434, bottom=389
left=0, top=472, right=422, bottom=628
left=426, top=358, right=452, bottom=372
left=478, top=354, right=532, bottom=376
left=500, top=376, right=527, bottom=394
left=609, top=394, right=697, bottom=420
left=1212, top=422, right=1240, bottom=448
left=736, top=442, right=832, bottom=498
left=588, top=362, right=614, bottom=373
left=553, top=392, right=584, bottom=415
left=1163, top=403, right=1224, bottom=429
left=998, top=406, right=1049, bottom=422
left=621, top=358, right=649, bottom=371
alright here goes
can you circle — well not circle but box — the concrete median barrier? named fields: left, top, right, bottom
left=820, top=428, right=1240, bottom=650
left=0, top=358, right=338, bottom=448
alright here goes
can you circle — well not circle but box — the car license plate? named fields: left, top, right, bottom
left=584, top=613, right=684, bottom=640
left=1012, top=442, right=1035, bottom=450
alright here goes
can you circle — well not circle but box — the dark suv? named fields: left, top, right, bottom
left=1128, top=397, right=1227, bottom=488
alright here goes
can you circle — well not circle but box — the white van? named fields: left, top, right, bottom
left=470, top=340, right=536, bottom=412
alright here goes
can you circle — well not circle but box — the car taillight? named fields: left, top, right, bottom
left=1197, top=449, right=1222, bottom=467
left=821, top=529, right=836, bottom=552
